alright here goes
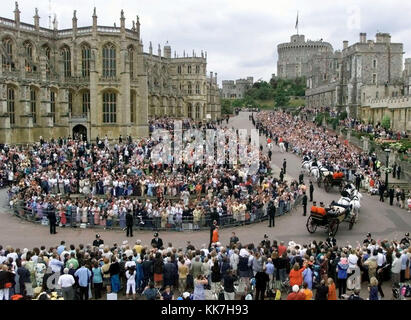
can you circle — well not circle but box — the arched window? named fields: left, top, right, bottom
left=103, top=91, right=116, bottom=123
left=68, top=91, right=73, bottom=113
left=195, top=104, right=200, bottom=119
left=24, top=41, right=33, bottom=72
left=187, top=103, right=192, bottom=118
left=7, top=86, right=15, bottom=125
left=30, top=88, right=37, bottom=124
left=130, top=91, right=135, bottom=123
left=50, top=91, right=56, bottom=124
left=177, top=65, right=182, bottom=74
left=187, top=65, right=192, bottom=74
left=196, top=65, right=200, bottom=74
left=2, top=38, right=13, bottom=71
left=128, top=46, right=134, bottom=78
left=195, top=83, right=200, bottom=94
left=188, top=83, right=192, bottom=95
left=42, top=45, right=51, bottom=76
left=82, top=90, right=90, bottom=114
left=81, top=45, right=91, bottom=78
left=61, top=46, right=71, bottom=77
left=102, top=44, right=116, bottom=77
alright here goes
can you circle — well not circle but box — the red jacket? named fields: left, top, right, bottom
left=286, top=291, right=306, bottom=300
left=289, top=266, right=306, bottom=287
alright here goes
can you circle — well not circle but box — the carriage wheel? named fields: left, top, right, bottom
left=306, top=215, right=317, bottom=234
left=328, top=219, right=339, bottom=237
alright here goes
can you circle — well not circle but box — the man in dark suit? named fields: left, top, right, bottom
left=283, top=159, right=287, bottom=174
left=388, top=187, right=395, bottom=206
left=279, top=168, right=284, bottom=182
left=302, top=192, right=308, bottom=216
left=379, top=182, right=385, bottom=202
left=309, top=181, right=314, bottom=202
left=268, top=200, right=276, bottom=227
left=151, top=232, right=163, bottom=249
left=126, top=210, right=134, bottom=237
left=47, top=203, right=57, bottom=234
left=299, top=173, right=304, bottom=185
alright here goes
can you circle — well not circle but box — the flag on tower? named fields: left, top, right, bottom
left=295, top=11, right=299, bottom=34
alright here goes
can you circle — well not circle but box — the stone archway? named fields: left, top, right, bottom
left=73, top=124, right=87, bottom=141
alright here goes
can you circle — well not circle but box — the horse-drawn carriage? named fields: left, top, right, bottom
left=323, top=172, right=345, bottom=193
left=306, top=202, right=356, bottom=237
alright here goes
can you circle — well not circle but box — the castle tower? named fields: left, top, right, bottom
left=164, top=42, right=171, bottom=59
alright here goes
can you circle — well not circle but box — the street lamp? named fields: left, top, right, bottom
left=384, top=148, right=391, bottom=188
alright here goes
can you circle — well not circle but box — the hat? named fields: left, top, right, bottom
left=406, top=232, right=410, bottom=237
left=176, top=297, right=184, bottom=300
left=292, top=285, right=299, bottom=293
left=239, top=248, right=249, bottom=258
left=245, top=294, right=253, bottom=300
left=182, top=292, right=190, bottom=299
left=366, top=233, right=371, bottom=237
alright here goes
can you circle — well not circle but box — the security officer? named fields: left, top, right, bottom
left=363, top=233, right=374, bottom=245
left=302, top=192, right=308, bottom=216
left=151, top=232, right=164, bottom=249
left=268, top=200, right=276, bottom=227
left=309, top=181, right=314, bottom=202
left=400, top=232, right=410, bottom=246
left=326, top=232, right=337, bottom=248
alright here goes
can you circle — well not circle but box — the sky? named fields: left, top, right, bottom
left=3, top=0, right=411, bottom=86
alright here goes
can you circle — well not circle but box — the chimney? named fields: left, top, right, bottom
left=343, top=41, right=348, bottom=49
left=210, top=71, right=213, bottom=82
left=360, top=33, right=366, bottom=43
left=214, top=72, right=217, bottom=84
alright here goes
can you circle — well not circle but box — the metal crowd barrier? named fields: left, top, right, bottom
left=10, top=194, right=302, bottom=232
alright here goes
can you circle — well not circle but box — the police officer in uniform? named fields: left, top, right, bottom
left=326, top=232, right=337, bottom=248
left=151, top=232, right=164, bottom=249
left=363, top=233, right=374, bottom=245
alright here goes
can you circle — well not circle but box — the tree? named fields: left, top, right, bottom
left=221, top=99, right=233, bottom=115
left=274, top=92, right=290, bottom=107
left=381, top=115, right=391, bottom=130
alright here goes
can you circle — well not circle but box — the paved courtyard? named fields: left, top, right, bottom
left=0, top=112, right=410, bottom=250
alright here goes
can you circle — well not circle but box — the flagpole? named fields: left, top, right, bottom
left=297, top=11, right=299, bottom=35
